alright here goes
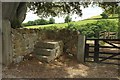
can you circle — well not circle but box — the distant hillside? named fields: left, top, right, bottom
left=24, top=15, right=118, bottom=29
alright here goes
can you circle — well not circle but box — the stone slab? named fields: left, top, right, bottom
left=35, top=48, right=56, bottom=56
left=35, top=55, right=55, bottom=62
left=35, top=40, right=63, bottom=62
left=35, top=40, right=61, bottom=49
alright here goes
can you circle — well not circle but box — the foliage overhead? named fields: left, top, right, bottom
left=98, top=2, right=119, bottom=16
left=27, top=2, right=90, bottom=18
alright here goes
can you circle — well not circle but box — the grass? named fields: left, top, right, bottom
left=23, top=15, right=118, bottom=29
left=25, top=23, right=68, bottom=29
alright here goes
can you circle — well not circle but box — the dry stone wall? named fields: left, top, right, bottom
left=12, top=28, right=79, bottom=63
left=45, top=29, right=79, bottom=55
left=12, top=29, right=47, bottom=63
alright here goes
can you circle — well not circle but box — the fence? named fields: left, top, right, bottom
left=99, top=31, right=117, bottom=39
left=85, top=38, right=120, bottom=65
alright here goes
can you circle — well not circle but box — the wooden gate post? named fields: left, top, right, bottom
left=77, top=35, right=85, bottom=63
left=84, top=44, right=89, bottom=60
left=94, top=39, right=99, bottom=63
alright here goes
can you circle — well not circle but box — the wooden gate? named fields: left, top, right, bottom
left=84, top=39, right=120, bottom=65
left=99, top=31, right=117, bottom=39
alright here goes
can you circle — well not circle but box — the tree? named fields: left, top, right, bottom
left=100, top=12, right=108, bottom=19
left=34, top=19, right=48, bottom=25
left=27, top=21, right=35, bottom=26
left=27, top=2, right=90, bottom=18
left=98, top=2, right=118, bottom=17
left=2, top=2, right=120, bottom=31
left=65, top=15, right=72, bottom=23
left=98, top=2, right=120, bottom=39
left=2, top=2, right=90, bottom=28
left=2, top=2, right=27, bottom=28
left=39, top=18, right=48, bottom=25
left=49, top=17, right=55, bottom=24
left=34, top=19, right=41, bottom=25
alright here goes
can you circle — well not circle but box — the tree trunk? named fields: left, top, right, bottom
left=2, top=2, right=27, bottom=28
left=2, top=2, right=27, bottom=66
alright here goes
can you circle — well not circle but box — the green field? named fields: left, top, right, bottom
left=23, top=15, right=118, bottom=29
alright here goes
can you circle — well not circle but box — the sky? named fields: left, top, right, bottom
left=23, top=5, right=103, bottom=23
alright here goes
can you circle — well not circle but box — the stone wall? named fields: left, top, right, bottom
left=45, top=29, right=79, bottom=55
left=12, top=28, right=79, bottom=63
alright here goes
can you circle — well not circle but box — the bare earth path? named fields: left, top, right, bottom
left=2, top=54, right=119, bottom=79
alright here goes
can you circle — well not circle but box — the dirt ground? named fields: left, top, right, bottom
left=2, top=54, right=119, bottom=79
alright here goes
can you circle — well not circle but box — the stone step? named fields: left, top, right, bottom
left=35, top=40, right=63, bottom=62
left=35, top=48, right=56, bottom=56
left=35, top=47, right=63, bottom=62
left=35, top=40, right=63, bottom=49
left=35, top=55, right=55, bottom=62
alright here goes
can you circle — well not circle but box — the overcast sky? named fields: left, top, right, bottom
left=23, top=5, right=103, bottom=23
